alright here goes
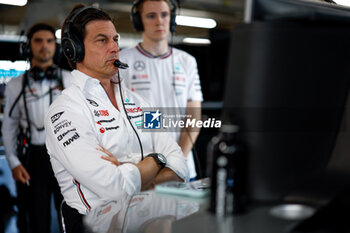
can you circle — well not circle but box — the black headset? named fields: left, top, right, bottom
left=28, top=66, right=59, bottom=81
left=131, top=0, right=177, bottom=32
left=19, top=37, right=32, bottom=59
left=61, top=6, right=97, bottom=63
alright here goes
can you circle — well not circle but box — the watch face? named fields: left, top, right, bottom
left=157, top=153, right=166, bottom=164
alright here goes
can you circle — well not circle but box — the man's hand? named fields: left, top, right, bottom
left=12, top=165, right=30, bottom=184
left=97, top=145, right=120, bottom=166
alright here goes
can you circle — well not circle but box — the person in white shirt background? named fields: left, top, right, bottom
left=1, top=23, right=72, bottom=233
left=45, top=4, right=188, bottom=232
left=119, top=0, right=203, bottom=180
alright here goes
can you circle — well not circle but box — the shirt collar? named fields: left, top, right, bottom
left=71, top=69, right=125, bottom=101
left=71, top=69, right=100, bottom=90
left=136, top=43, right=172, bottom=59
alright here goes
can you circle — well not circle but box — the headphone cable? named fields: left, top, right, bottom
left=117, top=70, right=144, bottom=161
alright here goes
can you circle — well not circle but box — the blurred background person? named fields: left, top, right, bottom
left=119, top=0, right=203, bottom=180
left=1, top=23, right=72, bottom=233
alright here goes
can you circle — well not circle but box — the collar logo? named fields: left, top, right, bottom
left=134, top=61, right=145, bottom=71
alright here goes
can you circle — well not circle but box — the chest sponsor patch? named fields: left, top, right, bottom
left=126, top=107, right=142, bottom=113
left=51, top=111, right=64, bottom=124
left=97, top=118, right=116, bottom=124
left=94, top=110, right=110, bottom=117
left=134, top=60, right=145, bottom=71
left=86, top=98, right=99, bottom=107
left=99, top=125, right=120, bottom=133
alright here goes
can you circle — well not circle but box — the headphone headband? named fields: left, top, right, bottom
left=131, top=0, right=177, bottom=32
left=61, top=6, right=98, bottom=63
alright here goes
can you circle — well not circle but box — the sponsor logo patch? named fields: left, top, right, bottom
left=63, top=132, right=80, bottom=147
left=57, top=128, right=77, bottom=141
left=97, top=118, right=115, bottom=124
left=99, top=110, right=109, bottom=116
left=51, top=111, right=64, bottom=124
left=54, top=120, right=72, bottom=134
left=134, top=60, right=145, bottom=71
left=99, top=125, right=120, bottom=133
left=126, top=107, right=142, bottom=113
left=87, top=99, right=99, bottom=107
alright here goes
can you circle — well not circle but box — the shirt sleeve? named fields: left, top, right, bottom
left=45, top=102, right=141, bottom=200
left=186, top=55, right=203, bottom=102
left=1, top=78, right=22, bottom=169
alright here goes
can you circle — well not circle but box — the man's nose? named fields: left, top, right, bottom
left=155, top=14, right=163, bottom=24
left=109, top=40, right=120, bottom=53
left=41, top=40, right=50, bottom=48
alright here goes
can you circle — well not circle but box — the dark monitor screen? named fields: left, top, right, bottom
left=248, top=0, right=350, bottom=22
left=223, top=0, right=350, bottom=202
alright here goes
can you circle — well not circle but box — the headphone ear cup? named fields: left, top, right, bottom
left=131, top=6, right=143, bottom=31
left=19, top=41, right=32, bottom=59
left=62, top=33, right=84, bottom=63
left=170, top=12, right=176, bottom=33
left=30, top=67, right=45, bottom=81
left=45, top=66, right=57, bottom=80
left=169, top=0, right=177, bottom=33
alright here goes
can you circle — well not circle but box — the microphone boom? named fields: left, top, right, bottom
left=114, top=60, right=129, bottom=69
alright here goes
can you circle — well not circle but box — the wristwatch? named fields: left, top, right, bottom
left=147, top=153, right=167, bottom=168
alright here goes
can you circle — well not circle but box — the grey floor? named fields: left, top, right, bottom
left=0, top=156, right=60, bottom=233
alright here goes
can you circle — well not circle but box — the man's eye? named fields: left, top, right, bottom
left=161, top=12, right=169, bottom=18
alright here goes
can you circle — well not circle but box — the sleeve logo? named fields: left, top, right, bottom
left=51, top=111, right=65, bottom=124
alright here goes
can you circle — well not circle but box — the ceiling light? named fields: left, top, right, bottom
left=0, top=0, right=27, bottom=6
left=332, top=0, right=350, bottom=7
left=176, top=15, right=217, bottom=29
left=55, top=29, right=61, bottom=39
left=183, top=37, right=211, bottom=45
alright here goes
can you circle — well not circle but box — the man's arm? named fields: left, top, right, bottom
left=154, top=167, right=183, bottom=184
left=135, top=157, right=166, bottom=190
left=178, top=101, right=202, bottom=157
left=1, top=78, right=31, bottom=183
left=98, top=145, right=181, bottom=190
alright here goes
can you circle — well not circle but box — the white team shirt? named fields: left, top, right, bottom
left=119, top=44, right=203, bottom=178
left=1, top=68, right=72, bottom=169
left=45, top=70, right=188, bottom=215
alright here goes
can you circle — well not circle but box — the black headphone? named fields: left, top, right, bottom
left=19, top=36, right=32, bottom=59
left=61, top=6, right=97, bottom=63
left=28, top=66, right=59, bottom=81
left=131, top=0, right=177, bottom=32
